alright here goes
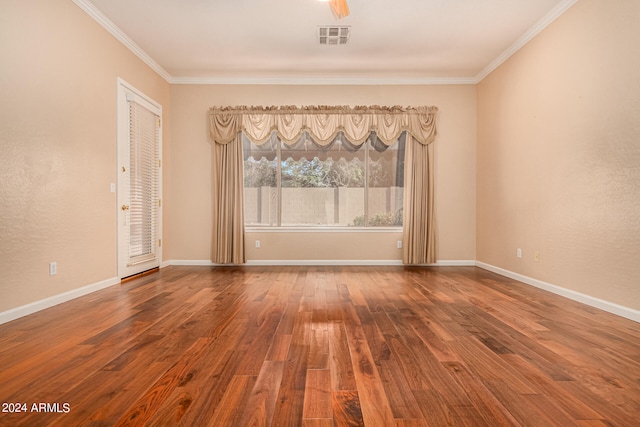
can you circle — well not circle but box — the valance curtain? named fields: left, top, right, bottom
left=209, top=105, right=438, bottom=265
left=210, top=105, right=438, bottom=146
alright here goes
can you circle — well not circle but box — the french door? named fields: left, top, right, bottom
left=117, top=79, right=162, bottom=279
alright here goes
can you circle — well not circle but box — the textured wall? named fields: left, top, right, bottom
left=0, top=0, right=170, bottom=312
left=169, top=84, right=477, bottom=262
left=477, top=0, right=640, bottom=310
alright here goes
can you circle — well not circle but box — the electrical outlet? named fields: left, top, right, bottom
left=534, top=251, right=540, bottom=262
left=255, top=240, right=261, bottom=248
left=516, top=248, right=522, bottom=258
left=397, top=240, right=402, bottom=249
left=49, top=262, right=57, bottom=276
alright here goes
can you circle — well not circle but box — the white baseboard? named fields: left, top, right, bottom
left=475, top=261, right=640, bottom=323
left=168, top=259, right=216, bottom=266
left=0, top=276, right=120, bottom=325
left=426, top=260, right=477, bottom=267
left=168, top=259, right=403, bottom=266
left=246, top=260, right=404, bottom=266
left=5, top=261, right=635, bottom=325
left=168, top=259, right=476, bottom=267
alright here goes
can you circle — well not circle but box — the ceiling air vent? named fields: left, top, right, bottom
left=318, top=26, right=350, bottom=45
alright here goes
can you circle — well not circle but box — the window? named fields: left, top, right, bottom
left=243, top=130, right=404, bottom=227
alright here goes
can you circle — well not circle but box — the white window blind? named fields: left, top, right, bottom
left=128, top=100, right=159, bottom=264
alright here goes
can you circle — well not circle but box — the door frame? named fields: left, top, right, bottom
left=116, top=77, right=163, bottom=279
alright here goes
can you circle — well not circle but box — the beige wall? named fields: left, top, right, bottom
left=477, top=0, right=640, bottom=310
left=169, top=84, right=476, bottom=262
left=0, top=0, right=171, bottom=312
left=11, top=0, right=635, bottom=318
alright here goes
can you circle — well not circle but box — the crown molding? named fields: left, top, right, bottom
left=475, top=0, right=579, bottom=82
left=71, top=0, right=172, bottom=82
left=70, top=0, right=475, bottom=85
left=169, top=76, right=477, bottom=86
left=74, top=0, right=577, bottom=86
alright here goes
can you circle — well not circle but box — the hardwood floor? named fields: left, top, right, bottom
left=0, top=266, right=638, bottom=426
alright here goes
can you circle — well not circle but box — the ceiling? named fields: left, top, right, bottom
left=75, top=0, right=577, bottom=84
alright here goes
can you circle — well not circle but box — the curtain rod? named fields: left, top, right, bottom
left=209, top=105, right=438, bottom=115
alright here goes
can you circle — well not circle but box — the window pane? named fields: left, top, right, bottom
left=243, top=134, right=277, bottom=226
left=281, top=132, right=365, bottom=226
left=367, top=132, right=405, bottom=226
left=243, top=130, right=404, bottom=229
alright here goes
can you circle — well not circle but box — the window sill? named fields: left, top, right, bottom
left=245, top=226, right=402, bottom=233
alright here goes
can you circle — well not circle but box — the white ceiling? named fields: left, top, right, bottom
left=75, top=0, right=577, bottom=84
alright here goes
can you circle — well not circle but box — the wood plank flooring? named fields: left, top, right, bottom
left=0, top=266, right=638, bottom=426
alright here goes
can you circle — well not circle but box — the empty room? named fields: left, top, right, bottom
left=0, top=0, right=638, bottom=425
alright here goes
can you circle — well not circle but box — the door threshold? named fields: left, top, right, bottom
left=120, top=267, right=160, bottom=283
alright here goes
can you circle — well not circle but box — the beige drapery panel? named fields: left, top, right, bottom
left=209, top=105, right=438, bottom=265
left=211, top=133, right=245, bottom=264
left=403, top=134, right=436, bottom=264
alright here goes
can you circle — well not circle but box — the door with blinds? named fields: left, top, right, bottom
left=117, top=79, right=162, bottom=279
